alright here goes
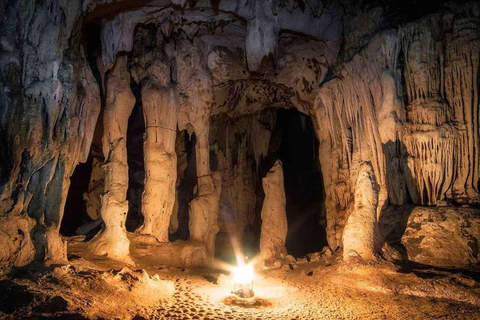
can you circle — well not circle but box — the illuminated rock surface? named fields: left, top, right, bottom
left=402, top=206, right=480, bottom=269
left=1, top=0, right=480, bottom=318
left=343, top=162, right=380, bottom=261
left=259, top=160, right=288, bottom=267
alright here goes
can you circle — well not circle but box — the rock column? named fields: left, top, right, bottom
left=343, top=162, right=380, bottom=261
left=189, top=116, right=222, bottom=258
left=259, top=160, right=288, bottom=267
left=189, top=171, right=222, bottom=257
left=88, top=56, right=135, bottom=261
left=138, top=75, right=178, bottom=242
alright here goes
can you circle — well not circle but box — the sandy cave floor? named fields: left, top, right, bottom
left=1, top=238, right=480, bottom=319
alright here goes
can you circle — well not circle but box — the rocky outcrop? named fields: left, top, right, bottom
left=314, top=4, right=480, bottom=250
left=259, top=160, right=288, bottom=267
left=402, top=207, right=480, bottom=269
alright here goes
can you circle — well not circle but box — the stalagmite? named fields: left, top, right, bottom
left=138, top=65, right=178, bottom=243
left=88, top=56, right=135, bottom=261
left=343, top=162, right=380, bottom=261
left=188, top=107, right=222, bottom=259
left=189, top=172, right=222, bottom=258
left=259, top=160, right=288, bottom=267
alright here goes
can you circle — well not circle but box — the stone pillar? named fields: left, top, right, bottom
left=137, top=77, right=178, bottom=242
left=259, top=160, right=288, bottom=267
left=189, top=117, right=222, bottom=258
left=343, top=162, right=380, bottom=261
left=189, top=171, right=222, bottom=258
left=88, top=56, right=135, bottom=261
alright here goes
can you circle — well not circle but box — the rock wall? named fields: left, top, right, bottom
left=210, top=109, right=277, bottom=241
left=0, top=0, right=100, bottom=267
left=314, top=3, right=480, bottom=250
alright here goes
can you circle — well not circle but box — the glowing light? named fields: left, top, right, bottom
left=232, top=263, right=254, bottom=285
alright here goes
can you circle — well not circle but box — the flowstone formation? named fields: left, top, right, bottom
left=0, top=0, right=479, bottom=274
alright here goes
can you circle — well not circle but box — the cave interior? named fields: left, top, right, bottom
left=1, top=0, right=480, bottom=319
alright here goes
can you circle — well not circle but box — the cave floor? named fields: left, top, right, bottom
left=1, top=240, right=480, bottom=319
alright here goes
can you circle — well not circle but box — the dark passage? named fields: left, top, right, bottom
left=260, top=108, right=327, bottom=257
left=126, top=79, right=145, bottom=232
left=60, top=156, right=94, bottom=235
left=170, top=131, right=197, bottom=241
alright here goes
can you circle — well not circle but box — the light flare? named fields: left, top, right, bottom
left=232, top=263, right=254, bottom=285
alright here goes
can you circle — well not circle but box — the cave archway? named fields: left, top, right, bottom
left=60, top=23, right=105, bottom=237
left=60, top=156, right=95, bottom=236
left=60, top=110, right=104, bottom=238
left=259, top=108, right=327, bottom=258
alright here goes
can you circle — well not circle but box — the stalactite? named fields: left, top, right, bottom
left=401, top=14, right=480, bottom=204
left=314, top=31, right=400, bottom=248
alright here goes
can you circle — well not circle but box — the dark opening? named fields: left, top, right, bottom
left=170, top=131, right=197, bottom=241
left=258, top=108, right=327, bottom=257
left=60, top=156, right=94, bottom=236
left=126, top=78, right=145, bottom=232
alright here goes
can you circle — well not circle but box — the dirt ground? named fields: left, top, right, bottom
left=1, top=239, right=479, bottom=319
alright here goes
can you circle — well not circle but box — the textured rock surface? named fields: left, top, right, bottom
left=137, top=75, right=178, bottom=243
left=314, top=3, right=480, bottom=249
left=1, top=0, right=480, bottom=269
left=402, top=207, right=480, bottom=269
left=0, top=0, right=100, bottom=266
left=259, top=160, right=288, bottom=267
left=189, top=172, right=222, bottom=258
left=83, top=157, right=103, bottom=220
left=343, top=162, right=380, bottom=261
left=88, top=55, right=134, bottom=261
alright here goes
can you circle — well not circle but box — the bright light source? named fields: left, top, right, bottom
left=232, top=260, right=255, bottom=305
left=232, top=264, right=254, bottom=285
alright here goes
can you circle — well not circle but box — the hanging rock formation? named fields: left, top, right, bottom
left=314, top=3, right=480, bottom=250
left=88, top=56, right=135, bottom=261
left=343, top=162, right=380, bottom=261
left=259, top=160, right=288, bottom=267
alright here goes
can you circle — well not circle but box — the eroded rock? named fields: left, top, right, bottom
left=402, top=207, right=480, bottom=269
